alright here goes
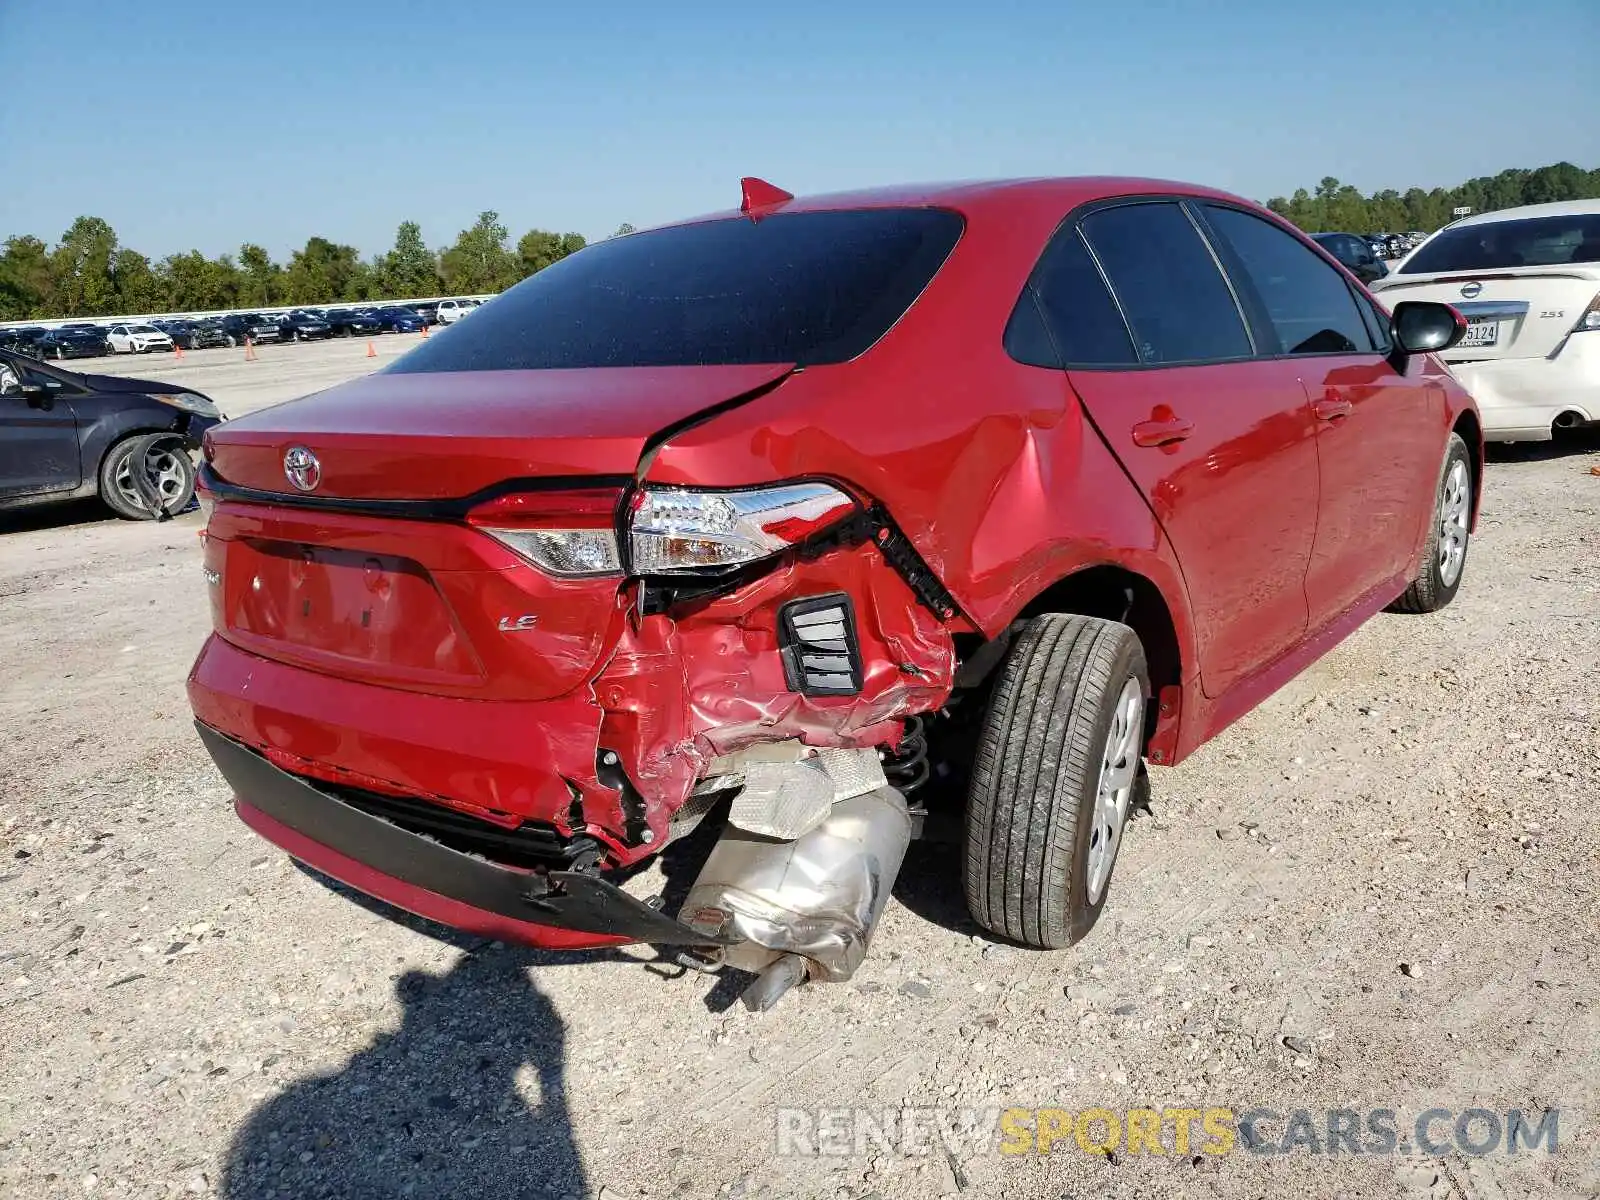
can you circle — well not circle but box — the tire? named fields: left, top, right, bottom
left=98, top=433, right=197, bottom=521
left=963, top=614, right=1150, bottom=949
left=1388, top=432, right=1472, bottom=614
left=55, top=346, right=66, bottom=361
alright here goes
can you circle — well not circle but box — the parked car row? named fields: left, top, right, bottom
left=1369, top=231, right=1428, bottom=259
left=0, top=298, right=482, bottom=361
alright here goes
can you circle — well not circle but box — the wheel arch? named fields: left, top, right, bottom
left=87, top=412, right=188, bottom=489
left=998, top=562, right=1190, bottom=764
left=1451, top=408, right=1484, bottom=528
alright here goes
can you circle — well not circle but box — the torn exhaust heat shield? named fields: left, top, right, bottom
left=681, top=782, right=913, bottom=985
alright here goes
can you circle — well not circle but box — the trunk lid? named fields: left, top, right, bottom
left=206, top=365, right=794, bottom=498
left=201, top=364, right=794, bottom=699
left=1371, top=266, right=1600, bottom=362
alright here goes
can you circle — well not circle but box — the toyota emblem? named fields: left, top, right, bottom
left=283, top=445, right=321, bottom=492
left=1459, top=281, right=1483, bottom=299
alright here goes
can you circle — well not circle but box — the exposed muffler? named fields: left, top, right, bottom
left=679, top=776, right=913, bottom=1011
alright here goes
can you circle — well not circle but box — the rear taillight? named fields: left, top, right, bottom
left=466, top=488, right=625, bottom=577
left=466, top=481, right=859, bottom=578
left=629, top=483, right=858, bottom=574
left=1573, top=292, right=1600, bottom=334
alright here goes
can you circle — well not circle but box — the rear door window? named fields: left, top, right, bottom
left=1008, top=227, right=1137, bottom=367
left=388, top=208, right=964, bottom=372
left=1078, top=203, right=1253, bottom=365
left=1203, top=206, right=1375, bottom=355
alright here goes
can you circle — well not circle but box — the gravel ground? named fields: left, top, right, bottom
left=1, top=345, right=1597, bottom=1200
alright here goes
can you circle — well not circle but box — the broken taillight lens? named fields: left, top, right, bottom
left=466, top=488, right=624, bottom=577
left=629, top=483, right=857, bottom=574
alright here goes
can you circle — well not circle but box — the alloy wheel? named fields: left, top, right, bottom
left=1085, top=676, right=1144, bottom=904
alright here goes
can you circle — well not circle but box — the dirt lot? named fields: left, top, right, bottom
left=1, top=342, right=1597, bottom=1200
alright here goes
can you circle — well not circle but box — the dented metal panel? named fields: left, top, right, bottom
left=589, top=542, right=954, bottom=846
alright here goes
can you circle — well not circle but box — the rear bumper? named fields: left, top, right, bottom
left=198, top=721, right=727, bottom=950
left=187, top=633, right=606, bottom=831
left=1446, top=336, right=1599, bottom=440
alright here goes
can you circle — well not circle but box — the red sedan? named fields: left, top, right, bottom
left=188, top=176, right=1480, bottom=1008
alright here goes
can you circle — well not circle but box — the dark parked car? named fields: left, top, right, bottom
left=189, top=319, right=234, bottom=349
left=219, top=313, right=282, bottom=345
left=407, top=302, right=439, bottom=326
left=34, top=325, right=110, bottom=361
left=0, top=348, right=224, bottom=520
left=0, top=327, right=49, bottom=357
left=161, top=319, right=233, bottom=350
left=190, top=176, right=1481, bottom=1009
left=322, top=308, right=384, bottom=338
left=373, top=305, right=425, bottom=333
left=1310, top=232, right=1389, bottom=284
left=277, top=310, right=334, bottom=342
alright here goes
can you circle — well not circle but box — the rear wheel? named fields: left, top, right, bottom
left=100, top=433, right=196, bottom=520
left=963, top=614, right=1149, bottom=949
left=1389, top=433, right=1472, bottom=614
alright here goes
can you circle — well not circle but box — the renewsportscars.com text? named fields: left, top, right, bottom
left=775, top=1105, right=1560, bottom=1159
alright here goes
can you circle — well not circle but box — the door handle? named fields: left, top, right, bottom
left=1130, top=413, right=1195, bottom=448
left=1313, top=395, right=1353, bottom=421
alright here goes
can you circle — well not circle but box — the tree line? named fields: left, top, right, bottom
left=0, top=212, right=635, bottom=322
left=5, top=161, right=1596, bottom=321
left=1267, top=161, right=1598, bottom=234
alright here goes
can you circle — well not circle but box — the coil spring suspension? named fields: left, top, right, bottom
left=883, top=716, right=930, bottom=793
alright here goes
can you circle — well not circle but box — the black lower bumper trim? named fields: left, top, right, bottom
left=196, top=723, right=728, bottom=946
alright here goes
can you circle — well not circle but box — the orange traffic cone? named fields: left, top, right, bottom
left=244, top=338, right=257, bottom=361
left=173, top=343, right=184, bottom=361
left=421, top=322, right=429, bottom=338
left=366, top=341, right=377, bottom=358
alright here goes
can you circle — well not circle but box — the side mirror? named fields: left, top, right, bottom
left=1392, top=300, right=1466, bottom=354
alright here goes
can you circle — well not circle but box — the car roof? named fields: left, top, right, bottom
left=655, top=176, right=1256, bottom=232
left=1449, top=198, right=1600, bottom=227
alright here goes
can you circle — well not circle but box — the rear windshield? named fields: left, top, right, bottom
left=1400, top=212, right=1600, bottom=274
left=387, top=208, right=964, bottom=372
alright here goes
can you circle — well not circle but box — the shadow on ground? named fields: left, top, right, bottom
left=1485, top=425, right=1600, bottom=463
left=0, top=497, right=117, bottom=535
left=222, top=944, right=591, bottom=1200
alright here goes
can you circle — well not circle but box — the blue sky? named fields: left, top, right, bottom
left=2, top=0, right=1595, bottom=260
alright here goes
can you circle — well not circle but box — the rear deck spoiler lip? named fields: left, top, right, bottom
left=1374, top=268, right=1600, bottom=291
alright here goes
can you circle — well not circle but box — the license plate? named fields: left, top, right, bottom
left=1461, top=319, right=1498, bottom=348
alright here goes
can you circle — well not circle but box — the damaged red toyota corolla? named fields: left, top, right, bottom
left=188, top=177, right=1482, bottom=1009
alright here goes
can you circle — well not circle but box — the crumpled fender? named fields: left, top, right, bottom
left=587, top=542, right=953, bottom=845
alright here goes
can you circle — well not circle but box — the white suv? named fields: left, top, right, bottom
left=1372, top=199, right=1600, bottom=441
left=436, top=300, right=475, bottom=325
left=106, top=323, right=176, bottom=354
